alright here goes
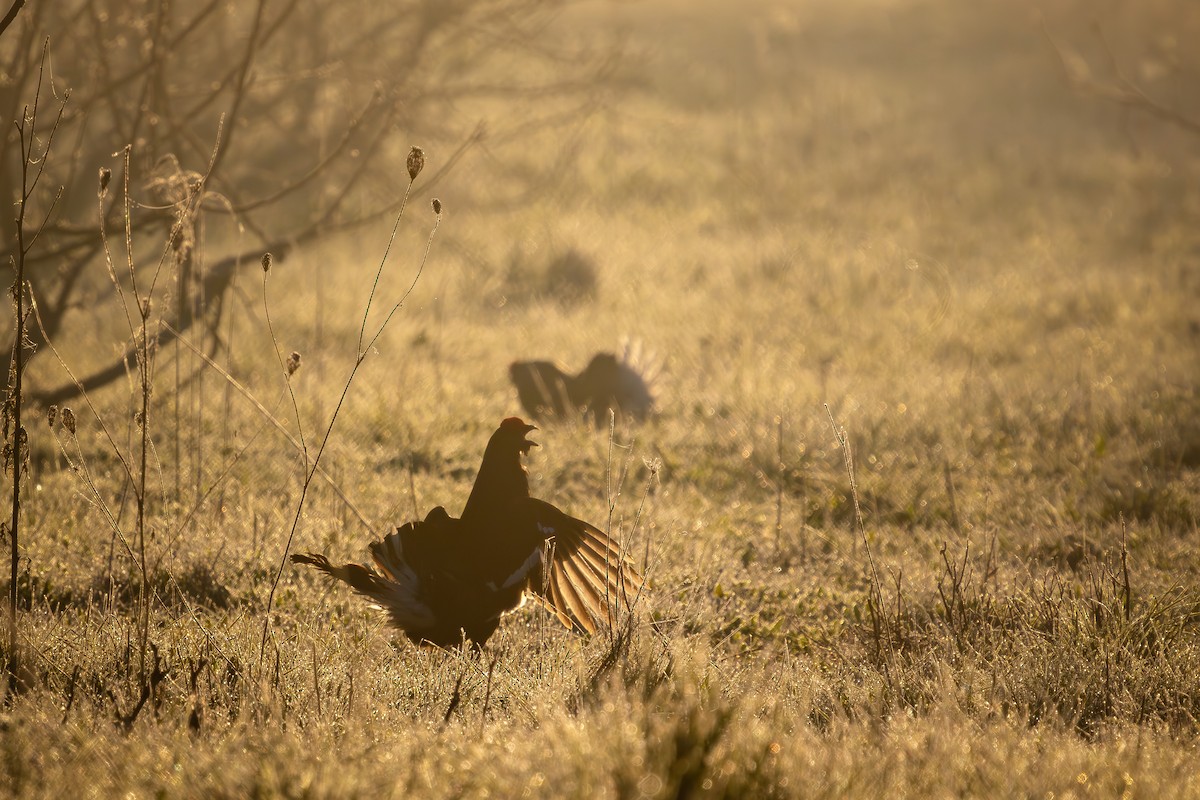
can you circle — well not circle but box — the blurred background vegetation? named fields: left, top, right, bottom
left=2, top=0, right=1199, bottom=795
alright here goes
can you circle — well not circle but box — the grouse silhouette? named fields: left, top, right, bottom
left=509, top=349, right=655, bottom=427
left=291, top=418, right=644, bottom=648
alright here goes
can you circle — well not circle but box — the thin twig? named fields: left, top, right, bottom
left=0, top=0, right=26, bottom=40
left=258, top=167, right=440, bottom=667
left=161, top=322, right=371, bottom=528
left=7, top=41, right=66, bottom=700
left=825, top=405, right=891, bottom=652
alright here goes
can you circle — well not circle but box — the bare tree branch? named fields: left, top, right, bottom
left=29, top=240, right=290, bottom=407
left=0, top=0, right=24, bottom=40
left=1043, top=19, right=1200, bottom=138
left=3, top=0, right=621, bottom=401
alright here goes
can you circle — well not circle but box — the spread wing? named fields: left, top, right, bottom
left=518, top=498, right=645, bottom=635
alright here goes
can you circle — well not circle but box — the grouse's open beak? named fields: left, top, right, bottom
left=522, top=424, right=539, bottom=452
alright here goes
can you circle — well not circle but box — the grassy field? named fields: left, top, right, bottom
left=4, top=0, right=1200, bottom=796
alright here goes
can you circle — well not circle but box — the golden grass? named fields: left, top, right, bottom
left=4, top=0, right=1200, bottom=796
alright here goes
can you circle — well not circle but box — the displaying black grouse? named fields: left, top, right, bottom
left=509, top=350, right=655, bottom=426
left=292, top=418, right=644, bottom=648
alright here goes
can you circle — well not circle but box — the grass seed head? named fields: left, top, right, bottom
left=432, top=197, right=442, bottom=216
left=262, top=252, right=273, bottom=273
left=407, top=146, right=425, bottom=182
left=287, top=351, right=302, bottom=376
left=61, top=407, right=76, bottom=436
left=47, top=405, right=58, bottom=428
left=98, top=167, right=111, bottom=197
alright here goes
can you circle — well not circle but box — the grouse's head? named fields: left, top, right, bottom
left=496, top=416, right=539, bottom=453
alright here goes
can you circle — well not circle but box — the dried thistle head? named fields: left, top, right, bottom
left=99, top=167, right=112, bottom=197
left=407, top=146, right=425, bottom=182
left=262, top=252, right=273, bottom=273
left=62, top=407, right=77, bottom=436
left=47, top=405, right=58, bottom=428
left=286, top=351, right=302, bottom=377
left=432, top=198, right=442, bottom=216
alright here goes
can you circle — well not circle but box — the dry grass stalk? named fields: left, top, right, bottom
left=257, top=153, right=441, bottom=667
left=5, top=42, right=68, bottom=699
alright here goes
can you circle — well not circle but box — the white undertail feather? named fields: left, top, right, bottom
left=362, top=531, right=438, bottom=629
left=291, top=551, right=438, bottom=630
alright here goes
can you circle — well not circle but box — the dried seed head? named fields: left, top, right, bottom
left=99, top=167, right=112, bottom=197
left=62, top=407, right=77, bottom=435
left=47, top=405, right=58, bottom=428
left=407, top=146, right=425, bottom=182
left=286, top=351, right=302, bottom=376
left=431, top=198, right=442, bottom=216
left=141, top=298, right=152, bottom=319
left=261, top=252, right=272, bottom=273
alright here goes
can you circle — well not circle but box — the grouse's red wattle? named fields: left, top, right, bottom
left=292, top=417, right=644, bottom=648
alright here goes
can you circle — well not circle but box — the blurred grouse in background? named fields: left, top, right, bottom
left=509, top=344, right=657, bottom=427
left=292, top=418, right=644, bottom=648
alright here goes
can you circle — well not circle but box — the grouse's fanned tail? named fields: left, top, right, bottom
left=290, top=548, right=436, bottom=632
left=290, top=552, right=386, bottom=596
